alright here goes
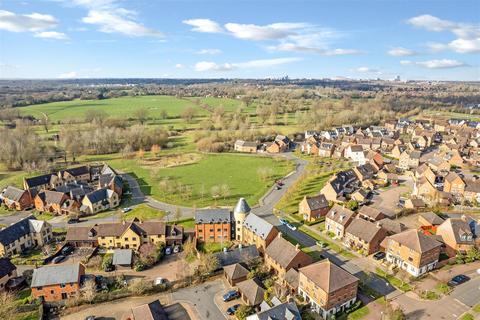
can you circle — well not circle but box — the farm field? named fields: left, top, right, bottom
left=18, top=95, right=243, bottom=122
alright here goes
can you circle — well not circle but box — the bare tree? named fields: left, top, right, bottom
left=134, top=106, right=149, bottom=124
left=220, top=183, right=230, bottom=200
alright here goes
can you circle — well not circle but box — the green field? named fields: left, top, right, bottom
left=18, top=95, right=243, bottom=122
left=103, top=153, right=294, bottom=207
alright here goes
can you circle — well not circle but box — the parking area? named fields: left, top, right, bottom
left=49, top=246, right=95, bottom=265
left=213, top=279, right=244, bottom=319
left=171, top=279, right=227, bottom=320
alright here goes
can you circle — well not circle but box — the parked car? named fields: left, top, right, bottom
left=226, top=304, right=241, bottom=315
left=122, top=207, right=132, bottom=213
left=104, top=264, right=114, bottom=272
left=279, top=218, right=288, bottom=225
left=173, top=245, right=181, bottom=254
left=222, top=290, right=240, bottom=302
left=275, top=186, right=282, bottom=190
left=67, top=218, right=80, bottom=224
left=61, top=245, right=74, bottom=255
left=52, top=255, right=66, bottom=264
left=286, top=223, right=297, bottom=231
left=165, top=247, right=172, bottom=255
left=155, top=277, right=167, bottom=285
left=448, top=274, right=470, bottom=286
left=373, top=252, right=386, bottom=260
left=316, top=241, right=328, bottom=248
left=85, top=316, right=96, bottom=320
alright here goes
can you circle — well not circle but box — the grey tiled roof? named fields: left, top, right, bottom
left=31, top=263, right=82, bottom=287
left=1, top=186, right=26, bottom=202
left=215, top=245, right=259, bottom=266
left=234, top=198, right=251, bottom=214
left=112, top=249, right=133, bottom=266
left=253, top=301, right=301, bottom=320
left=243, top=213, right=275, bottom=240
left=0, top=215, right=36, bottom=246
left=195, top=208, right=232, bottom=224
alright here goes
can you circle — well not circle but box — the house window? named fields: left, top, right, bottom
left=124, top=237, right=128, bottom=241
left=61, top=292, right=67, bottom=299
left=132, top=237, right=136, bottom=241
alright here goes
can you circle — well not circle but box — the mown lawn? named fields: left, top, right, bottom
left=18, top=95, right=241, bottom=121
left=375, top=268, right=412, bottom=292
left=298, top=225, right=356, bottom=259
left=173, top=218, right=195, bottom=229
left=198, top=241, right=233, bottom=253
left=107, top=153, right=294, bottom=207
left=275, top=156, right=350, bottom=216
left=123, top=204, right=166, bottom=221
left=347, top=305, right=370, bottom=320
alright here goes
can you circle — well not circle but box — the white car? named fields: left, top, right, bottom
left=122, top=207, right=132, bottom=213
left=155, top=277, right=167, bottom=285
left=165, top=247, right=172, bottom=255
left=173, top=245, right=181, bottom=253
left=286, top=223, right=297, bottom=231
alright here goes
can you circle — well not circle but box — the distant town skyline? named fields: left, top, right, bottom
left=0, top=0, right=479, bottom=80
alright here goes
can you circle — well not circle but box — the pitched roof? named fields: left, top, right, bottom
left=237, top=278, right=265, bottom=306
left=112, top=249, right=133, bottom=266
left=31, top=263, right=83, bottom=287
left=215, top=245, right=260, bottom=267
left=419, top=212, right=445, bottom=226
left=377, top=218, right=407, bottom=235
left=0, top=258, right=16, bottom=278
left=1, top=186, right=26, bottom=202
left=60, top=166, right=90, bottom=177
left=66, top=226, right=99, bottom=241
left=465, top=179, right=480, bottom=193
left=243, top=213, right=275, bottom=240
left=304, top=194, right=329, bottom=211
left=439, top=218, right=475, bottom=245
left=445, top=172, right=464, bottom=184
left=358, top=206, right=385, bottom=220
left=37, top=190, right=66, bottom=205
left=265, top=236, right=311, bottom=269
left=224, top=263, right=249, bottom=281
left=85, top=188, right=114, bottom=204
left=252, top=301, right=301, bottom=320
left=0, top=215, right=37, bottom=246
left=284, top=268, right=299, bottom=289
left=195, top=208, right=232, bottom=224
left=130, top=300, right=168, bottom=320
left=326, top=205, right=355, bottom=226
left=24, top=173, right=55, bottom=189
left=299, top=259, right=358, bottom=293
left=387, top=229, right=442, bottom=253
left=345, top=218, right=385, bottom=242
left=234, top=198, right=251, bottom=214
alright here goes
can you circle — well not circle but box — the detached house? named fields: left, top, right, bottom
left=34, top=190, right=69, bottom=215
left=264, top=234, right=312, bottom=280
left=325, top=205, right=355, bottom=238
left=81, top=188, right=119, bottom=214
left=436, top=217, right=476, bottom=256
left=0, top=186, right=32, bottom=210
left=299, top=194, right=329, bottom=222
left=443, top=172, right=465, bottom=196
left=31, top=263, right=85, bottom=302
left=234, top=140, right=258, bottom=153
left=346, top=145, right=366, bottom=165
left=299, top=259, right=358, bottom=319
left=385, top=230, right=442, bottom=277
left=0, top=216, right=52, bottom=257
left=321, top=169, right=358, bottom=202
left=344, top=218, right=387, bottom=255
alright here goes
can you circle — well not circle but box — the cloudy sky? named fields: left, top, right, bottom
left=0, top=0, right=479, bottom=80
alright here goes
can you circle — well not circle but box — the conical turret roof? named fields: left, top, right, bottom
left=234, top=198, right=251, bottom=214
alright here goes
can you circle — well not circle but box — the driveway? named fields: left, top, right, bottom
left=171, top=279, right=227, bottom=320
left=371, top=176, right=412, bottom=218
left=450, top=277, right=480, bottom=308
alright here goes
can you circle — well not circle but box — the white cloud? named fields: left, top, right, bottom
left=175, top=64, right=184, bottom=69
left=224, top=22, right=306, bottom=40
left=388, top=47, right=416, bottom=56
left=195, top=57, right=301, bottom=72
left=354, top=67, right=380, bottom=73
left=58, top=71, right=78, bottom=79
left=197, top=48, right=222, bottom=55
left=407, top=14, right=480, bottom=53
left=0, top=10, right=57, bottom=32
left=184, top=18, right=358, bottom=56
left=183, top=19, right=223, bottom=33
left=194, top=61, right=234, bottom=72
left=34, top=31, right=68, bottom=40
left=400, top=59, right=467, bottom=69
left=82, top=9, right=163, bottom=37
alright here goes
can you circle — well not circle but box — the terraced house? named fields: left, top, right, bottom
left=242, top=213, right=279, bottom=254
left=0, top=216, right=52, bottom=257
left=0, top=186, right=32, bottom=210
left=66, top=219, right=184, bottom=250
left=80, top=188, right=119, bottom=214
left=299, top=259, right=358, bottom=319
left=385, top=229, right=442, bottom=277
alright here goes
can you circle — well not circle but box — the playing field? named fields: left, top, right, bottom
left=18, top=95, right=243, bottom=122
left=107, top=153, right=294, bottom=207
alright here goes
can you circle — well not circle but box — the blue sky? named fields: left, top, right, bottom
left=0, top=0, right=479, bottom=80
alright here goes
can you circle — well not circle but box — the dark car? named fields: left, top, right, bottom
left=67, top=218, right=80, bottom=224
left=448, top=275, right=470, bottom=286
left=61, top=245, right=74, bottom=255
left=104, top=264, right=114, bottom=272
left=226, top=304, right=240, bottom=315
left=52, top=255, right=66, bottom=264
left=222, top=290, right=240, bottom=302
left=373, top=252, right=386, bottom=260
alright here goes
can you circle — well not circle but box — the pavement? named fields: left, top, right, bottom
left=171, top=279, right=227, bottom=320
